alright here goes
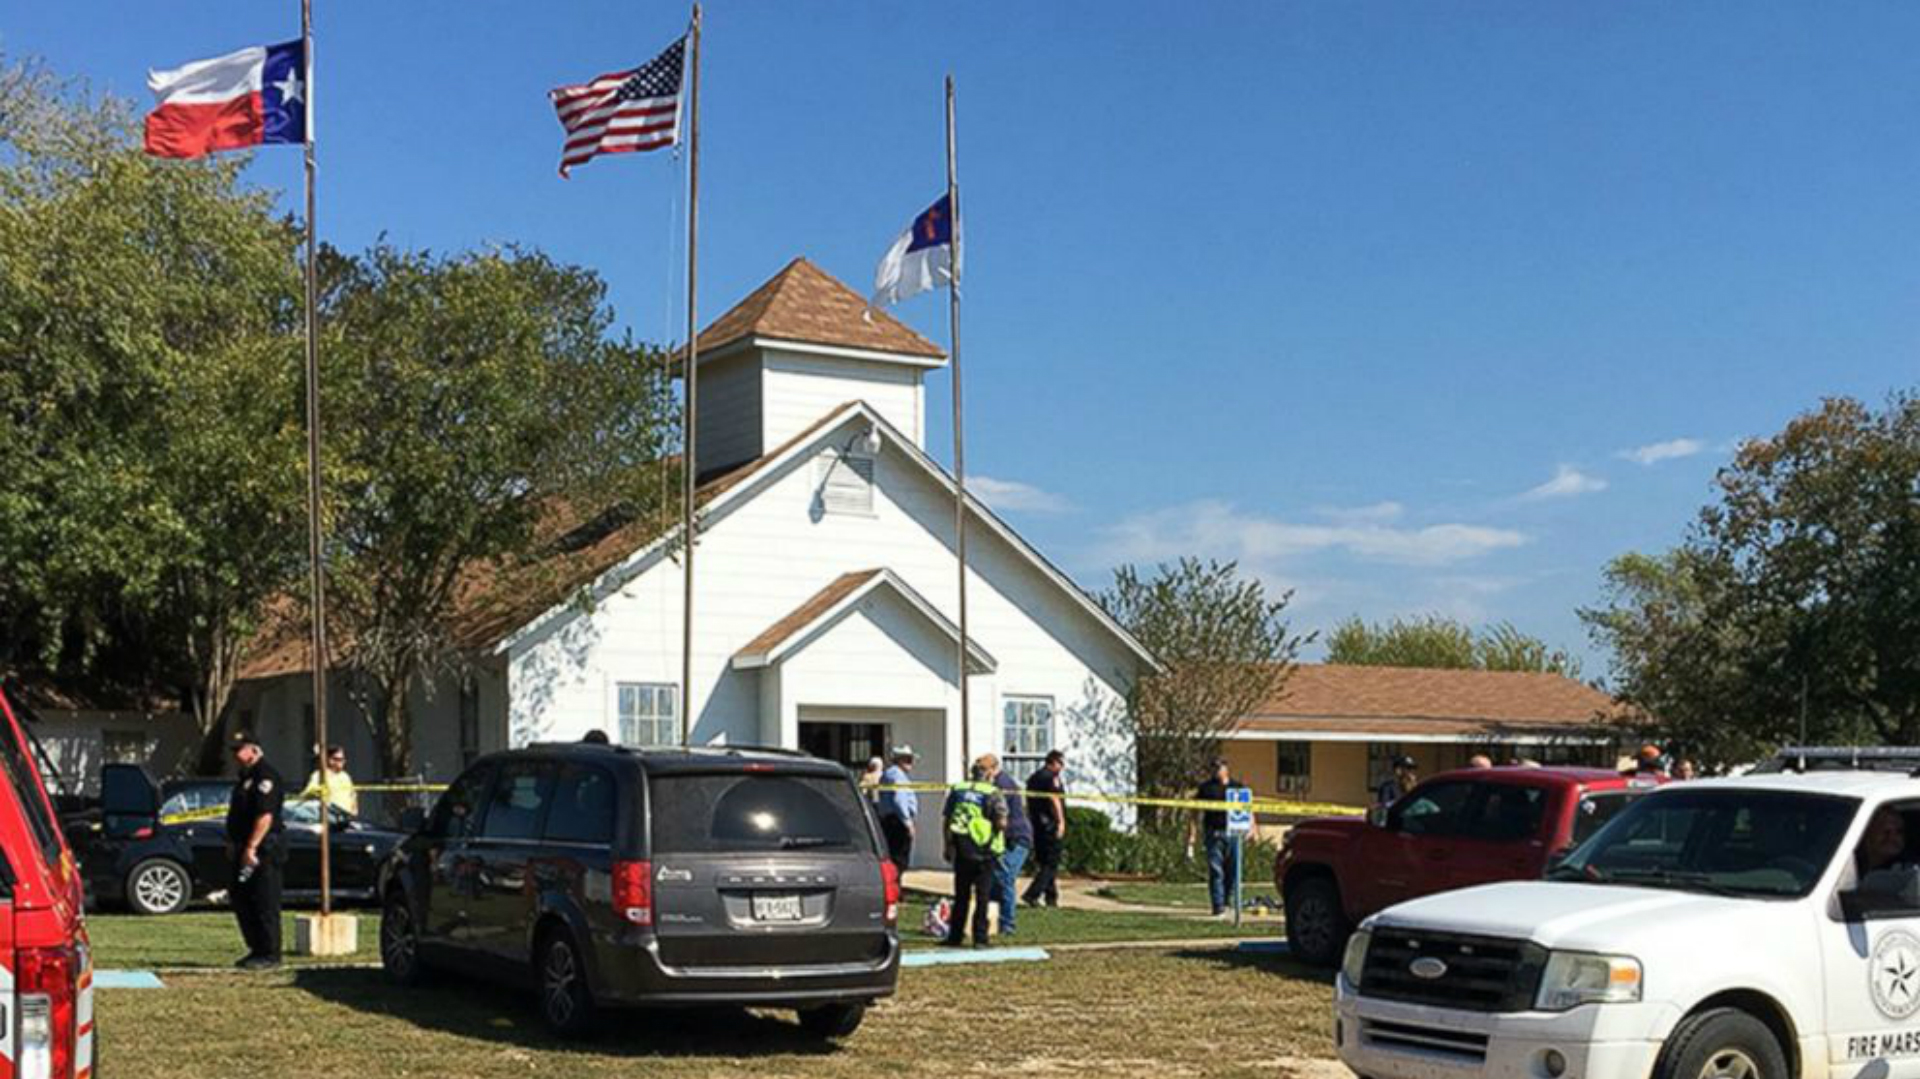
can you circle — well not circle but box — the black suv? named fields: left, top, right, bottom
left=377, top=743, right=901, bottom=1039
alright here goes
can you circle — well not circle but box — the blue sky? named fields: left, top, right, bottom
left=10, top=3, right=1918, bottom=676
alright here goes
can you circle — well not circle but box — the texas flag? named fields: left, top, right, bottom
left=145, top=41, right=307, bottom=159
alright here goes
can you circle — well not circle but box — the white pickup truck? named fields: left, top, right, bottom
left=1335, top=761, right=1920, bottom=1079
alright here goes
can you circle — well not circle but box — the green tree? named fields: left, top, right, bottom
left=1099, top=559, right=1308, bottom=814
left=0, top=55, right=307, bottom=769
left=1583, top=393, right=1920, bottom=765
left=1326, top=614, right=1582, bottom=677
left=323, top=244, right=677, bottom=776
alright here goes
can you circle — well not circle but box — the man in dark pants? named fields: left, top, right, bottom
left=1022, top=750, right=1068, bottom=908
left=225, top=731, right=287, bottom=970
left=942, top=757, right=1007, bottom=948
left=877, top=746, right=919, bottom=874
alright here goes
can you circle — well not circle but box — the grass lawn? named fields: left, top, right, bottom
left=1091, top=881, right=1215, bottom=908
left=100, top=947, right=1337, bottom=1079
left=896, top=896, right=1280, bottom=947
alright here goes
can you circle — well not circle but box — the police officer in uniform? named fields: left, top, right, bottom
left=226, top=731, right=287, bottom=970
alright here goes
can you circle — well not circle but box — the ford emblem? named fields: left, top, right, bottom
left=1409, top=957, right=1449, bottom=980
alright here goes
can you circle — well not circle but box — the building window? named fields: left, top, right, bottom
left=1002, top=696, right=1054, bottom=777
left=817, top=450, right=875, bottom=516
left=616, top=683, right=679, bottom=747
left=1274, top=741, right=1311, bottom=796
left=459, top=679, right=481, bottom=768
left=102, top=730, right=150, bottom=767
left=1366, top=742, right=1405, bottom=793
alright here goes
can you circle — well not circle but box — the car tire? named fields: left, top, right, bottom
left=797, top=1002, right=867, bottom=1040
left=125, top=858, right=191, bottom=916
left=537, top=929, right=598, bottom=1039
left=380, top=891, right=430, bottom=987
left=1284, top=874, right=1349, bottom=967
left=1657, top=1009, right=1787, bottom=1079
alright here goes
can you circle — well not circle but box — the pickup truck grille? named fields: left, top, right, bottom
left=1360, top=928, right=1546, bottom=1013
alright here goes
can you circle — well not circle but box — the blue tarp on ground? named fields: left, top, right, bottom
left=901, top=947, right=1050, bottom=968
left=94, top=970, right=165, bottom=989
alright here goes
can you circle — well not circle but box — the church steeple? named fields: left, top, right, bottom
left=691, top=258, right=947, bottom=476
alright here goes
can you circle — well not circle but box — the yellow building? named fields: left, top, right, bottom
left=1222, top=664, right=1624, bottom=809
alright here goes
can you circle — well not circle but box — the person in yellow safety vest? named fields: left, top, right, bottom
left=942, top=755, right=1009, bottom=948
left=300, top=744, right=358, bottom=817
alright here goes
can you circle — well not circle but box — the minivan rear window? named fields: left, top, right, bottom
left=649, top=773, right=870, bottom=854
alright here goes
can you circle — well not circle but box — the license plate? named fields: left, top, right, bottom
left=751, top=893, right=803, bottom=922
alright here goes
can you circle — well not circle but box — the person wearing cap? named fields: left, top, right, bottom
left=1376, top=755, right=1418, bottom=808
left=1190, top=758, right=1248, bottom=917
left=225, top=731, right=287, bottom=970
left=1626, top=744, right=1668, bottom=778
left=1022, top=750, right=1068, bottom=908
left=941, top=756, right=1009, bottom=948
left=877, top=746, right=919, bottom=873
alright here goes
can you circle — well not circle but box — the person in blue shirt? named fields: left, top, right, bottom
left=989, top=753, right=1034, bottom=935
left=877, top=746, right=919, bottom=873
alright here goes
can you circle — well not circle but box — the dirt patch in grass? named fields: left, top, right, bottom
left=100, top=947, right=1338, bottom=1079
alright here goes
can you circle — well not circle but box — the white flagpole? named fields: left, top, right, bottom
left=946, top=75, right=970, bottom=771
left=679, top=5, right=702, bottom=747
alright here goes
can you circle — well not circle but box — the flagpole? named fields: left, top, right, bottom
left=946, top=75, right=971, bottom=772
left=300, top=0, right=333, bottom=919
left=679, top=4, right=702, bottom=748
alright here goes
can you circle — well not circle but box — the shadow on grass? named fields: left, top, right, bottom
left=291, top=967, right=844, bottom=1059
left=1167, top=946, right=1336, bottom=985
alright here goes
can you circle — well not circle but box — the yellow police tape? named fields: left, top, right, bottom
left=151, top=781, right=1363, bottom=827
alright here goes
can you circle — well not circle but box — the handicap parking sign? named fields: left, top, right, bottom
left=1226, top=786, right=1253, bottom=835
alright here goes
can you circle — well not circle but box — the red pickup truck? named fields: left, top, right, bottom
left=1275, top=766, right=1660, bottom=965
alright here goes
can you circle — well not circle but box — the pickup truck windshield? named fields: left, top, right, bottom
left=1548, top=788, right=1857, bottom=898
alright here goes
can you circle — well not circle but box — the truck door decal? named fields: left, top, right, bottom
left=1873, top=930, right=1920, bottom=1021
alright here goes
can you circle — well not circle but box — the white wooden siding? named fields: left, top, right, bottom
left=693, top=352, right=763, bottom=474
left=761, top=349, right=924, bottom=451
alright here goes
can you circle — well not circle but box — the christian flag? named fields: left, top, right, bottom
left=873, top=194, right=958, bottom=308
left=145, top=41, right=307, bottom=159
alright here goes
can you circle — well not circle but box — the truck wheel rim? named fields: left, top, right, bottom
left=1699, top=1048, right=1759, bottom=1079
left=135, top=866, right=184, bottom=911
left=544, top=943, right=578, bottom=1026
left=1295, top=896, right=1332, bottom=952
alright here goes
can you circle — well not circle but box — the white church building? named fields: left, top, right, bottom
left=231, top=258, right=1157, bottom=826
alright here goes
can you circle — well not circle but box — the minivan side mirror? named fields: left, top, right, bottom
left=1844, top=865, right=1920, bottom=920
left=1366, top=805, right=1390, bottom=829
left=399, top=807, right=427, bottom=834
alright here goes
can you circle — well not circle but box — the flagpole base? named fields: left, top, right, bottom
left=294, top=912, right=360, bottom=957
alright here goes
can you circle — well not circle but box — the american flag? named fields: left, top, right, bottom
left=549, top=36, right=686, bottom=178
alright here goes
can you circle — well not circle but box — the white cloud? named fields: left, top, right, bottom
left=1618, top=438, right=1705, bottom=466
left=969, top=475, right=1074, bottom=514
left=1097, top=499, right=1527, bottom=570
left=1315, top=500, right=1405, bottom=525
left=1520, top=465, right=1608, bottom=501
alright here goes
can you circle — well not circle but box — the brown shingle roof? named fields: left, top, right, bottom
left=238, top=403, right=873, bottom=683
left=733, top=570, right=883, bottom=660
left=696, top=257, right=946, bottom=360
left=1237, top=663, right=1623, bottom=738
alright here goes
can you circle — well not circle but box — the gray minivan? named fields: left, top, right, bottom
left=376, top=743, right=902, bottom=1039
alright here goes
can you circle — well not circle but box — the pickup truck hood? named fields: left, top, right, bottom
left=1368, top=880, right=1790, bottom=953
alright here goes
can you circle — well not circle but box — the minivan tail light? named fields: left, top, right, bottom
left=18, top=943, right=79, bottom=1079
left=613, top=860, right=654, bottom=927
left=880, top=860, right=901, bottom=926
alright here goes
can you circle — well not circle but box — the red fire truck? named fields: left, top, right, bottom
left=0, top=688, right=94, bottom=1078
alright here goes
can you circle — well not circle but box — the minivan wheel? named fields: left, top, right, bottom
left=380, top=892, right=428, bottom=987
left=538, top=930, right=597, bottom=1038
left=797, top=1002, right=867, bottom=1040
left=126, top=858, right=191, bottom=916
left=1284, top=875, right=1349, bottom=967
left=1657, top=1009, right=1787, bottom=1079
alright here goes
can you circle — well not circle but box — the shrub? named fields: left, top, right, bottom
left=1060, top=807, right=1279, bottom=885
